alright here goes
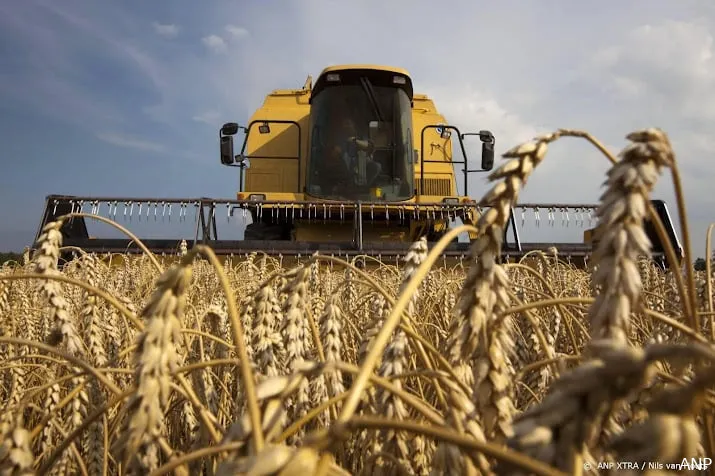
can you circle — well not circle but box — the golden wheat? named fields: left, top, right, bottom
left=0, top=127, right=713, bottom=475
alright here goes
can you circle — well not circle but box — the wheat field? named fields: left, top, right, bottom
left=1, top=128, right=714, bottom=475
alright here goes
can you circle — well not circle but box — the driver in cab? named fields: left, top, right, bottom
left=325, top=117, right=382, bottom=190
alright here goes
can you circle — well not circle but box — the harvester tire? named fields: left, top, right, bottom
left=244, top=222, right=286, bottom=241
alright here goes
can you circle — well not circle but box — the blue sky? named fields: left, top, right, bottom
left=2, top=0, right=714, bottom=257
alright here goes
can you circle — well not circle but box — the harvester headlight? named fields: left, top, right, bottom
left=442, top=197, right=459, bottom=204
left=392, top=75, right=406, bottom=84
left=248, top=194, right=266, bottom=201
left=326, top=73, right=340, bottom=82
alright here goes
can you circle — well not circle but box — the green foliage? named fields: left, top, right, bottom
left=694, top=253, right=715, bottom=271
left=0, top=252, right=22, bottom=265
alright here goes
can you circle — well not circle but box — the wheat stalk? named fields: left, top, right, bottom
left=1, top=126, right=711, bottom=475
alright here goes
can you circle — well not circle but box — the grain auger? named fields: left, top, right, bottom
left=32, top=64, right=684, bottom=268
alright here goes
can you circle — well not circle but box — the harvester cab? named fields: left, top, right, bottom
left=32, top=64, right=684, bottom=268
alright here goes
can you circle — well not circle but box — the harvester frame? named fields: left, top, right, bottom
left=32, top=64, right=685, bottom=268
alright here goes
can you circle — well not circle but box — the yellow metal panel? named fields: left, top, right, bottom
left=412, top=95, right=437, bottom=113
left=244, top=100, right=309, bottom=194
left=245, top=172, right=282, bottom=193
left=263, top=90, right=311, bottom=106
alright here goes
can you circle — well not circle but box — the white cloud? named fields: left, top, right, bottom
left=152, top=22, right=179, bottom=39
left=573, top=18, right=715, bottom=248
left=192, top=110, right=221, bottom=125
left=586, top=21, right=715, bottom=116
left=418, top=84, right=545, bottom=189
left=96, top=132, right=166, bottom=153
left=225, top=25, right=249, bottom=39
left=202, top=34, right=227, bottom=53
left=424, top=85, right=545, bottom=152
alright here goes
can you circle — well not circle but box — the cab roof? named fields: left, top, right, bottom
left=318, top=64, right=411, bottom=78
left=312, top=64, right=414, bottom=100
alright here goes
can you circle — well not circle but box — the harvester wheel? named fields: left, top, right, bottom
left=244, top=222, right=287, bottom=240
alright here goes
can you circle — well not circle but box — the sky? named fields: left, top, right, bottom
left=1, top=0, right=714, bottom=259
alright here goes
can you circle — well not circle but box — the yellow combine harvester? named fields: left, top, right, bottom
left=34, top=64, right=684, bottom=267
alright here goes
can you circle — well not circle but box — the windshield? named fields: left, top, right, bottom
left=307, top=82, right=414, bottom=202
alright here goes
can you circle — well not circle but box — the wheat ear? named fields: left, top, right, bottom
left=588, top=128, right=674, bottom=345
left=112, top=258, right=191, bottom=472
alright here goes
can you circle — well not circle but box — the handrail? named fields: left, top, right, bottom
left=419, top=124, right=469, bottom=196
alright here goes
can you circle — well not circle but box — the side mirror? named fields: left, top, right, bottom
left=221, top=122, right=239, bottom=136
left=481, top=142, right=494, bottom=170
left=220, top=136, right=234, bottom=165
left=479, top=130, right=495, bottom=171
